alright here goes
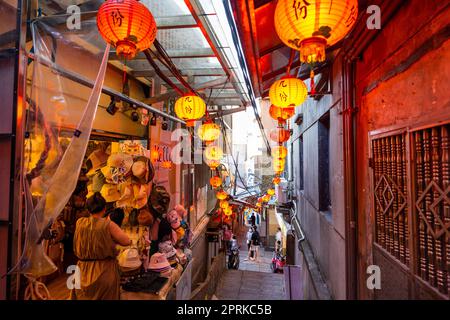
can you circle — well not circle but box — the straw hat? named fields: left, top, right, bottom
left=100, top=184, right=121, bottom=202
left=101, top=153, right=133, bottom=184
left=149, top=185, right=171, bottom=218
left=86, top=149, right=109, bottom=177
left=118, top=248, right=142, bottom=272
left=116, top=182, right=134, bottom=208
left=158, top=240, right=177, bottom=259
left=133, top=184, right=150, bottom=209
left=132, top=156, right=154, bottom=184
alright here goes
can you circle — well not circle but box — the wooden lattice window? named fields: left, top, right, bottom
left=412, top=124, right=449, bottom=295
left=372, top=133, right=410, bottom=265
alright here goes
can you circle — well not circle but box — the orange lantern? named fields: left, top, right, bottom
left=174, top=93, right=206, bottom=126
left=256, top=203, right=262, bottom=208
left=269, top=128, right=291, bottom=143
left=271, top=146, right=288, bottom=159
left=219, top=200, right=229, bottom=210
left=198, top=121, right=221, bottom=144
left=274, top=0, right=358, bottom=64
left=269, top=76, right=308, bottom=108
left=150, top=147, right=159, bottom=163
left=97, top=0, right=157, bottom=59
left=216, top=190, right=228, bottom=200
left=257, top=197, right=263, bottom=203
left=161, top=161, right=172, bottom=169
left=262, top=194, right=271, bottom=203
left=273, top=176, right=281, bottom=185
left=269, top=105, right=295, bottom=124
left=267, top=189, right=275, bottom=196
left=204, top=145, right=223, bottom=162
left=210, top=176, right=222, bottom=189
left=223, top=206, right=233, bottom=216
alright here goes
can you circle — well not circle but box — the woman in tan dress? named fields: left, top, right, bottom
left=71, top=192, right=131, bottom=300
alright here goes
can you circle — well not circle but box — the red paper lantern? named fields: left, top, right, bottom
left=269, top=105, right=295, bottom=124
left=269, top=128, right=291, bottom=143
left=210, top=176, right=222, bottom=189
left=97, top=0, right=157, bottom=59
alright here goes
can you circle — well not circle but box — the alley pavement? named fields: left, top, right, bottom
left=214, top=226, right=286, bottom=300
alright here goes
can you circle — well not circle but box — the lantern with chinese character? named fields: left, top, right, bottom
left=204, top=145, right=223, bottom=162
left=97, top=0, right=157, bottom=59
left=273, top=158, right=285, bottom=172
left=267, top=189, right=275, bottom=196
left=210, top=176, right=222, bottom=189
left=269, top=76, right=308, bottom=108
left=174, top=93, right=206, bottom=126
left=269, top=105, right=295, bottom=124
left=216, top=190, right=228, bottom=200
left=271, top=146, right=288, bottom=159
left=198, top=120, right=221, bottom=144
left=269, top=128, right=291, bottom=144
left=274, top=0, right=358, bottom=64
left=273, top=176, right=281, bottom=185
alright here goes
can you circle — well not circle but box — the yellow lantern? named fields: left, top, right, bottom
left=256, top=203, right=261, bottom=208
left=174, top=93, right=206, bottom=126
left=271, top=146, right=288, bottom=159
left=273, top=158, right=285, bottom=172
left=262, top=194, right=271, bottom=203
left=206, top=159, right=220, bottom=170
left=274, top=0, right=358, bottom=64
left=198, top=121, right=221, bottom=144
left=204, top=145, right=223, bottom=162
left=216, top=190, right=228, bottom=200
left=224, top=206, right=233, bottom=216
left=269, top=76, right=308, bottom=108
left=210, top=176, right=222, bottom=189
left=220, top=200, right=229, bottom=210
left=267, top=189, right=275, bottom=196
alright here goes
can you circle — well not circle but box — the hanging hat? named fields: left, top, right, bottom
left=166, top=209, right=181, bottom=229
left=149, top=185, right=171, bottom=218
left=86, top=183, right=94, bottom=199
left=118, top=248, right=142, bottom=272
left=132, top=156, right=154, bottom=184
left=100, top=184, right=121, bottom=202
left=101, top=153, right=133, bottom=184
left=121, top=140, right=145, bottom=156
left=148, top=252, right=171, bottom=272
left=86, top=149, right=109, bottom=177
left=116, top=182, right=134, bottom=208
left=133, top=184, right=150, bottom=209
left=158, top=240, right=177, bottom=259
left=92, top=172, right=106, bottom=193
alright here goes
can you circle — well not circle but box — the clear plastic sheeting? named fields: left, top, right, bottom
left=16, top=16, right=110, bottom=278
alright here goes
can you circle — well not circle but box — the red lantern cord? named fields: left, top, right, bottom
left=310, top=69, right=316, bottom=96
left=286, top=49, right=295, bottom=76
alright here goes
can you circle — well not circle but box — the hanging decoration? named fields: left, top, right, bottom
left=262, top=194, right=271, bottom=203
left=174, top=93, right=206, bottom=127
left=271, top=146, right=288, bottom=159
left=274, top=0, right=358, bottom=64
left=269, top=76, right=308, bottom=108
left=267, top=189, right=275, bottom=196
left=273, top=158, right=285, bottom=173
left=210, top=175, right=222, bottom=189
left=97, top=0, right=157, bottom=60
left=216, top=190, right=228, bottom=200
left=273, top=176, right=281, bottom=185
left=219, top=200, right=229, bottom=210
left=269, top=128, right=291, bottom=144
left=204, top=145, right=223, bottom=162
left=198, top=120, right=221, bottom=144
left=269, top=105, right=295, bottom=125
left=206, top=159, right=221, bottom=170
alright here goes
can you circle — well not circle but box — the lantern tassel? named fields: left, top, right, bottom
left=310, top=69, right=316, bottom=96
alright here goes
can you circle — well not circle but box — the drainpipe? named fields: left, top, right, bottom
left=342, top=56, right=358, bottom=300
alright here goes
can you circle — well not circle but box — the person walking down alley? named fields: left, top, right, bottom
left=246, top=227, right=253, bottom=251
left=71, top=192, right=131, bottom=300
left=249, top=213, right=256, bottom=227
left=250, top=226, right=261, bottom=262
left=275, top=227, right=282, bottom=253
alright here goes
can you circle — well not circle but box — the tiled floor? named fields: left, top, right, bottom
left=215, top=227, right=286, bottom=300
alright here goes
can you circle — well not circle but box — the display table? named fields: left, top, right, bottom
left=120, top=264, right=183, bottom=300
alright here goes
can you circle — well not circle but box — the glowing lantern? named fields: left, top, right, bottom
left=272, top=146, right=288, bottom=159
left=224, top=206, right=233, bottom=216
left=220, top=200, right=229, bottom=210
left=269, top=76, right=308, bottom=108
left=257, top=197, right=263, bottom=203
left=216, top=190, right=228, bottom=200
left=262, top=194, right=271, bottom=203
left=274, top=0, right=358, bottom=64
left=269, top=128, right=291, bottom=143
left=97, top=0, right=157, bottom=59
left=204, top=145, right=223, bottom=162
left=174, top=94, right=206, bottom=126
left=273, top=158, right=285, bottom=173
left=267, top=189, right=275, bottom=196
left=150, top=147, right=159, bottom=163
left=256, top=203, right=261, bottom=208
left=198, top=121, right=220, bottom=144
left=273, top=176, right=281, bottom=185
left=206, top=159, right=220, bottom=170
left=161, top=161, right=172, bottom=169
left=269, top=105, right=295, bottom=124
left=210, top=176, right=222, bottom=189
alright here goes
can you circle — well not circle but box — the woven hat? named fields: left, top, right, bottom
left=118, top=248, right=142, bottom=272
left=148, top=252, right=171, bottom=272
left=100, top=184, right=121, bottom=202
left=149, top=185, right=171, bottom=218
left=158, top=240, right=177, bottom=259
left=101, top=153, right=133, bottom=184
left=132, top=156, right=154, bottom=184
left=86, top=149, right=109, bottom=177
left=92, top=172, right=106, bottom=193
left=116, top=182, right=134, bottom=208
